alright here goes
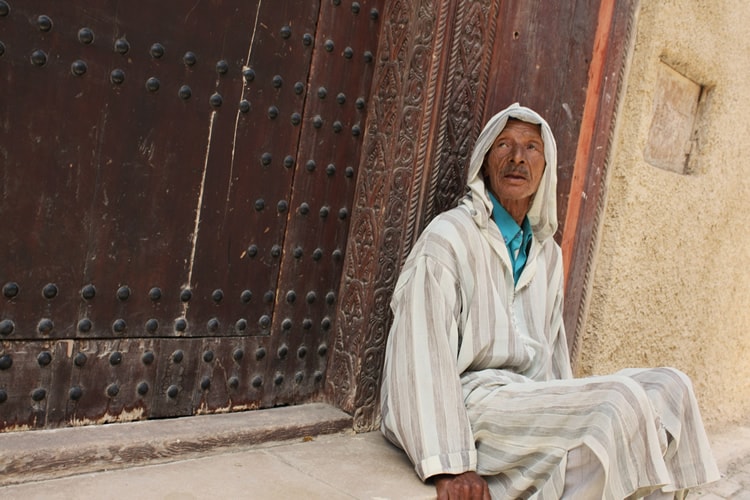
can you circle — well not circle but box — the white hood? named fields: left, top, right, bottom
left=461, top=103, right=558, bottom=242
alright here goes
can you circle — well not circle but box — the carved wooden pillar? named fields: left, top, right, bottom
left=327, top=0, right=498, bottom=431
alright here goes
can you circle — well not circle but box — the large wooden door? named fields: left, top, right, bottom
left=0, top=0, right=384, bottom=430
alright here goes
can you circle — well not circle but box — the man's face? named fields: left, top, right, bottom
left=483, top=119, right=546, bottom=207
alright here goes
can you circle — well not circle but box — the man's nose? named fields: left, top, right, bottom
left=510, top=144, right=526, bottom=163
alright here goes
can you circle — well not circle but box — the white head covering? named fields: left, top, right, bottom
left=460, top=103, right=558, bottom=242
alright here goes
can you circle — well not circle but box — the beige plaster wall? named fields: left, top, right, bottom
left=579, top=0, right=750, bottom=430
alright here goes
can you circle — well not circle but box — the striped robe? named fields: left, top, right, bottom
left=380, top=205, right=719, bottom=498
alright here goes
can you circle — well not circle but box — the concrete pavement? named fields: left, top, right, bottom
left=0, top=405, right=748, bottom=499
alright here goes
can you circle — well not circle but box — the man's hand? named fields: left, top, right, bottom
left=433, top=471, right=491, bottom=500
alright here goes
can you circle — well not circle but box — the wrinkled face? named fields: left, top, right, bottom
left=483, top=119, right=546, bottom=207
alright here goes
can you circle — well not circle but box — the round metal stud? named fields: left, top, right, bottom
left=0, top=319, right=14, bottom=336
left=254, top=198, right=265, bottom=211
left=306, top=291, right=317, bottom=304
left=251, top=376, right=263, bottom=388
left=216, top=60, right=229, bottom=74
left=74, top=352, right=87, bottom=367
left=182, top=52, right=197, bottom=66
left=258, top=315, right=271, bottom=329
left=178, top=85, right=192, bottom=100
left=321, top=317, right=331, bottom=330
left=228, top=377, right=240, bottom=389
left=295, top=371, right=304, bottom=384
left=314, top=370, right=324, bottom=383
left=149, top=287, right=162, bottom=301
left=280, top=25, right=292, bottom=39
left=212, top=289, right=224, bottom=302
left=141, top=351, right=155, bottom=365
left=32, top=388, right=47, bottom=401
left=345, top=166, right=355, bottom=178
left=333, top=0, right=341, bottom=5
left=299, top=202, right=310, bottom=214
left=370, top=8, right=380, bottom=20
left=281, top=318, right=292, bottom=330
left=116, top=286, right=131, bottom=301
left=352, top=124, right=362, bottom=136
left=81, top=284, right=96, bottom=300
left=207, top=318, right=219, bottom=332
left=293, top=246, right=303, bottom=259
left=106, top=384, right=119, bottom=398
left=247, top=244, right=258, bottom=257
left=263, top=291, right=274, bottom=303
left=332, top=248, right=344, bottom=261
left=146, top=318, right=158, bottom=333
left=305, top=160, right=316, bottom=172
left=255, top=347, right=266, bottom=360
left=277, top=200, right=288, bottom=213
left=318, top=344, right=328, bottom=356
left=41, top=283, right=57, bottom=298
left=302, top=33, right=313, bottom=46
left=172, top=350, right=184, bottom=363
left=338, top=208, right=349, bottom=219
left=239, top=100, right=250, bottom=113
left=284, top=155, right=294, bottom=168
left=112, top=319, right=126, bottom=333
left=261, top=152, right=272, bottom=166
left=137, top=382, right=149, bottom=395
left=0, top=354, right=12, bottom=370
left=77, top=318, right=92, bottom=333
left=312, top=115, right=323, bottom=128
left=336, top=93, right=346, bottom=104
left=274, top=373, right=284, bottom=385
left=150, top=43, right=165, bottom=58
left=352, top=2, right=361, bottom=14
left=243, top=68, right=255, bottom=82
left=200, top=376, right=211, bottom=390
left=291, top=112, right=301, bottom=126
left=114, top=38, right=130, bottom=54
left=0, top=389, right=6, bottom=403
left=364, top=51, right=374, bottom=63
left=37, top=351, right=52, bottom=367
left=302, top=318, right=313, bottom=330
left=235, top=318, right=247, bottom=331
left=209, top=93, right=223, bottom=107
left=271, top=245, right=282, bottom=258
left=174, top=318, right=187, bottom=332
left=343, top=47, right=354, bottom=59
left=267, top=106, right=279, bottom=119
left=146, top=77, right=160, bottom=92
left=3, top=282, right=19, bottom=298
left=326, top=291, right=336, bottom=305
left=317, top=86, right=327, bottom=99
left=78, top=28, right=94, bottom=44
left=312, top=248, right=323, bottom=261
left=38, top=318, right=54, bottom=335
left=30, top=50, right=47, bottom=66
left=319, top=206, right=329, bottom=218
left=294, top=81, right=304, bottom=94
left=240, top=290, right=252, bottom=303
left=277, top=345, right=288, bottom=358
left=167, top=385, right=179, bottom=398
left=180, top=288, right=192, bottom=302
left=37, top=15, right=53, bottom=32
left=272, top=75, right=283, bottom=88
left=69, top=386, right=83, bottom=401
left=286, top=290, right=296, bottom=303
left=233, top=348, right=244, bottom=361
left=109, top=351, right=122, bottom=365
left=0, top=1, right=9, bottom=16
left=332, top=121, right=343, bottom=133
left=297, top=346, right=307, bottom=359
left=355, top=97, right=366, bottom=109
left=0, top=42, right=4, bottom=57
left=324, top=39, right=334, bottom=52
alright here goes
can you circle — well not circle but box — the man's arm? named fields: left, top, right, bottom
left=433, top=472, right=491, bottom=500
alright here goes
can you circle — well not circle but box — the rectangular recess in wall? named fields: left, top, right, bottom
left=644, top=61, right=704, bottom=175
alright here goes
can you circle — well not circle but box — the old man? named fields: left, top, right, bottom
left=380, top=103, right=719, bottom=499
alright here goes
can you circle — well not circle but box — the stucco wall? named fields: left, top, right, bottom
left=579, top=0, right=750, bottom=430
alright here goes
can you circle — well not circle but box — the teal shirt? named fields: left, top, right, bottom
left=488, top=192, right=533, bottom=284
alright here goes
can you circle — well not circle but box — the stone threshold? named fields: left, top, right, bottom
left=0, top=403, right=352, bottom=487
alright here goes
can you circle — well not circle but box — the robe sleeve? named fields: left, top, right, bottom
left=548, top=246, right=573, bottom=380
left=380, top=254, right=477, bottom=481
